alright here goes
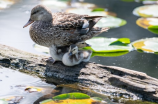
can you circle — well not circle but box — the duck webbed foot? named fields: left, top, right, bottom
left=42, top=57, right=55, bottom=64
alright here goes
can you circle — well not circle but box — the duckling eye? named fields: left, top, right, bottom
left=82, top=43, right=85, bottom=44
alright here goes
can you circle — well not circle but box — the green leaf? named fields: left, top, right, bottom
left=53, top=92, right=90, bottom=101
left=92, top=8, right=105, bottom=12
left=65, top=8, right=126, bottom=28
left=132, top=38, right=158, bottom=54
left=109, top=38, right=130, bottom=46
left=40, top=99, right=53, bottom=104
left=133, top=5, right=158, bottom=17
left=95, top=16, right=127, bottom=28
left=136, top=49, right=144, bottom=53
left=154, top=52, right=158, bottom=54
left=148, top=25, right=158, bottom=34
left=84, top=37, right=133, bottom=52
left=83, top=37, right=132, bottom=57
left=91, top=51, right=129, bottom=57
left=120, top=19, right=127, bottom=26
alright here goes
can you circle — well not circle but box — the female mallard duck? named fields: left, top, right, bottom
left=62, top=44, right=92, bottom=66
left=23, top=5, right=108, bottom=62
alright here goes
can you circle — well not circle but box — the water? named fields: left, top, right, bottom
left=87, top=0, right=158, bottom=78
left=0, top=67, right=55, bottom=104
left=0, top=0, right=158, bottom=103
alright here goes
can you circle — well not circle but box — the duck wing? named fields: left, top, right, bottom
left=53, top=12, right=109, bottom=46
left=53, top=12, right=103, bottom=34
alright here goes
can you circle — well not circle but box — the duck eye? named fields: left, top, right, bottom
left=31, top=10, right=39, bottom=15
left=82, top=43, right=84, bottom=44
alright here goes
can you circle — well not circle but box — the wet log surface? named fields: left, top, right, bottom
left=0, top=44, right=158, bottom=102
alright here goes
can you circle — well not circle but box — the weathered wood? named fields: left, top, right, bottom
left=0, top=44, right=158, bottom=102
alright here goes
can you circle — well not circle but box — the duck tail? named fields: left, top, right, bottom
left=80, top=27, right=109, bottom=41
left=84, top=16, right=105, bottom=31
left=91, top=27, right=109, bottom=36
left=100, top=27, right=109, bottom=33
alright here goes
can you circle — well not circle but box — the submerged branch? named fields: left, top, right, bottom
left=0, top=44, right=158, bottom=102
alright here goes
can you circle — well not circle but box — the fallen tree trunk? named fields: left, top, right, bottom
left=0, top=44, right=158, bottom=102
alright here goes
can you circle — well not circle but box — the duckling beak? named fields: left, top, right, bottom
left=69, top=52, right=73, bottom=56
left=23, top=18, right=34, bottom=28
left=86, top=43, right=91, bottom=47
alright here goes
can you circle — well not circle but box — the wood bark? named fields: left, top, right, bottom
left=0, top=44, right=158, bottom=102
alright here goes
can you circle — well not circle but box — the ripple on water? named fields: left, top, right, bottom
left=0, top=67, right=55, bottom=104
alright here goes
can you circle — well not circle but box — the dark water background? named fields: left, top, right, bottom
left=87, top=0, right=158, bottom=78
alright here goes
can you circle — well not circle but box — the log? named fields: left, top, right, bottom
left=0, top=44, right=158, bottom=103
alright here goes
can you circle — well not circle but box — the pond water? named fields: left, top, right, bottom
left=0, top=0, right=158, bottom=103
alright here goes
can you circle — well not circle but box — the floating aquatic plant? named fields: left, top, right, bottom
left=40, top=92, right=103, bottom=104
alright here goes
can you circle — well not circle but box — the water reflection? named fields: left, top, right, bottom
left=0, top=67, right=55, bottom=104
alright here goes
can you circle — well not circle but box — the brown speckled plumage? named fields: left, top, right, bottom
left=26, top=5, right=109, bottom=47
left=24, top=5, right=109, bottom=62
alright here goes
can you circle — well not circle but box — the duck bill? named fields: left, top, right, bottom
left=23, top=19, right=34, bottom=28
left=69, top=52, right=73, bottom=56
left=86, top=43, right=91, bottom=47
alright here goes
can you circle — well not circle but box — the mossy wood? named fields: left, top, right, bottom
left=0, top=44, right=158, bottom=102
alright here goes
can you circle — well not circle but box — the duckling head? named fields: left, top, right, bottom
left=69, top=45, right=78, bottom=56
left=23, top=5, right=52, bottom=28
left=76, top=42, right=91, bottom=48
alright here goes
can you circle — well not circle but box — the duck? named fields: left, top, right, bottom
left=62, top=44, right=92, bottom=66
left=23, top=5, right=109, bottom=63
left=48, top=41, right=90, bottom=63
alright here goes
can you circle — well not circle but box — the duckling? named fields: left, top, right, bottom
left=23, top=5, right=108, bottom=63
left=48, top=41, right=90, bottom=63
left=62, top=44, right=92, bottom=66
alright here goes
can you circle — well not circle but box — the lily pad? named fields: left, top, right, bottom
left=95, top=16, right=126, bottom=28
left=40, top=0, right=69, bottom=9
left=92, top=8, right=117, bottom=17
left=84, top=37, right=133, bottom=52
left=132, top=38, right=158, bottom=53
left=0, top=0, right=16, bottom=10
left=65, top=8, right=125, bottom=28
left=83, top=37, right=133, bottom=57
left=40, top=0, right=96, bottom=10
left=40, top=99, right=99, bottom=104
left=109, top=38, right=130, bottom=46
left=136, top=18, right=158, bottom=29
left=92, top=8, right=105, bottom=12
left=40, top=93, right=103, bottom=104
left=91, top=51, right=129, bottom=57
left=53, top=92, right=90, bottom=100
left=133, top=5, right=158, bottom=17
left=34, top=37, right=132, bottom=57
left=148, top=25, right=158, bottom=34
